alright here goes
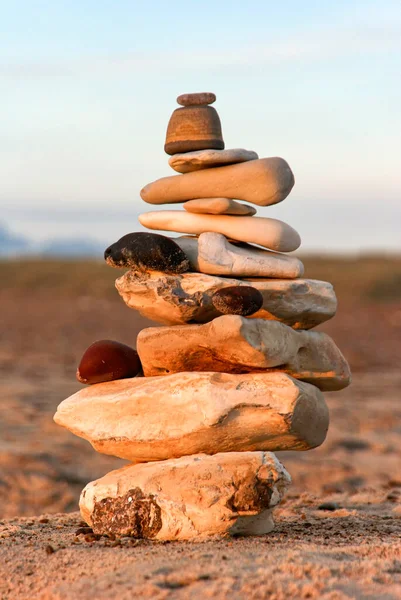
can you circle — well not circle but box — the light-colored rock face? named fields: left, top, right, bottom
left=175, top=233, right=304, bottom=278
left=169, top=148, right=259, bottom=173
left=54, top=371, right=329, bottom=463
left=184, top=198, right=257, bottom=216
left=137, top=315, right=351, bottom=391
left=115, top=270, right=337, bottom=329
left=139, top=211, right=301, bottom=253
left=79, top=451, right=291, bottom=540
left=141, top=157, right=294, bottom=207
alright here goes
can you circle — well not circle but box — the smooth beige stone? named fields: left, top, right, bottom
left=137, top=315, right=351, bottom=391
left=115, top=270, right=337, bottom=328
left=141, top=157, right=294, bottom=206
left=79, top=452, right=291, bottom=540
left=169, top=148, right=259, bottom=173
left=54, top=371, right=329, bottom=462
left=176, top=233, right=304, bottom=278
left=139, top=211, right=300, bottom=253
left=184, top=198, right=257, bottom=216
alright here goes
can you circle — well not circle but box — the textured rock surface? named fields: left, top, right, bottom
left=169, top=148, right=258, bottom=173
left=139, top=211, right=301, bottom=252
left=54, top=371, right=329, bottom=462
left=212, top=286, right=263, bottom=316
left=176, top=232, right=304, bottom=277
left=80, top=452, right=291, bottom=540
left=115, top=270, right=337, bottom=328
left=77, top=340, right=141, bottom=385
left=104, top=232, right=189, bottom=274
left=137, top=315, right=351, bottom=391
left=184, top=198, right=256, bottom=215
left=141, top=158, right=294, bottom=207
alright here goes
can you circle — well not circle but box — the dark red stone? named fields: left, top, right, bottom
left=76, top=340, right=141, bottom=385
left=212, top=286, right=264, bottom=317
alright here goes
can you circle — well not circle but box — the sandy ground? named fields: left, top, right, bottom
left=0, top=257, right=401, bottom=598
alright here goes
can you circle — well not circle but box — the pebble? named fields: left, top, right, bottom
left=138, top=211, right=301, bottom=252
left=184, top=198, right=256, bottom=216
left=177, top=92, right=216, bottom=106
left=211, top=286, right=264, bottom=316
left=169, top=148, right=259, bottom=173
left=104, top=232, right=190, bottom=274
left=76, top=340, right=142, bottom=385
left=318, top=502, right=340, bottom=511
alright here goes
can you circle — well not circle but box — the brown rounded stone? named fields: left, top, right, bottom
left=164, top=106, right=224, bottom=155
left=211, top=286, right=264, bottom=317
left=177, top=92, right=216, bottom=106
left=76, top=340, right=141, bottom=385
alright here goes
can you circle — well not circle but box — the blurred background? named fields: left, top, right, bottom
left=1, top=1, right=400, bottom=517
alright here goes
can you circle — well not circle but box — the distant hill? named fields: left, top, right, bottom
left=39, top=237, right=104, bottom=258
left=0, top=223, right=32, bottom=256
left=0, top=222, right=104, bottom=258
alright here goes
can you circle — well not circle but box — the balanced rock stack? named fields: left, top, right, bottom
left=54, top=93, right=351, bottom=541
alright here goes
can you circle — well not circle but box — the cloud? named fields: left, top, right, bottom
left=1, top=24, right=400, bottom=79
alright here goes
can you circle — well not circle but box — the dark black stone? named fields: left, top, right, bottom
left=212, top=286, right=264, bottom=316
left=318, top=502, right=340, bottom=511
left=104, top=232, right=190, bottom=274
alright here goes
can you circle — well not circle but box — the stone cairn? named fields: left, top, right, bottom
left=54, top=92, right=351, bottom=541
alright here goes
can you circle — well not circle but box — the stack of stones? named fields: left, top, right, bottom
left=54, top=93, right=351, bottom=541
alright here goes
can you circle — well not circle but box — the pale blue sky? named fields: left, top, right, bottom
left=2, top=0, right=401, bottom=250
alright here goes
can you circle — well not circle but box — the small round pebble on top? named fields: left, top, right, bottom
left=177, top=92, right=216, bottom=106
left=77, top=340, right=142, bottom=385
left=104, top=232, right=190, bottom=274
left=212, top=286, right=264, bottom=317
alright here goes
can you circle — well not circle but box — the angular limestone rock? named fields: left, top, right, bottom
left=115, top=270, right=337, bottom=329
left=137, top=315, right=351, bottom=391
left=184, top=198, right=256, bottom=216
left=139, top=211, right=300, bottom=253
left=176, top=233, right=304, bottom=278
left=79, top=452, right=291, bottom=540
left=169, top=148, right=259, bottom=173
left=141, top=158, right=294, bottom=207
left=54, top=371, right=329, bottom=462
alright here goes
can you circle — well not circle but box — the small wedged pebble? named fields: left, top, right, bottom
left=76, top=340, right=142, bottom=385
left=104, top=232, right=190, bottom=274
left=211, top=286, right=264, bottom=316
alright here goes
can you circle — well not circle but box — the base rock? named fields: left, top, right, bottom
left=54, top=371, right=329, bottom=462
left=115, top=270, right=337, bottom=328
left=79, top=451, right=290, bottom=540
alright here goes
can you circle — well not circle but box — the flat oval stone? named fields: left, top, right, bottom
left=141, top=157, right=294, bottom=207
left=212, top=286, right=264, bottom=316
left=104, top=232, right=190, bottom=273
left=184, top=198, right=256, bottom=216
left=77, top=340, right=141, bottom=385
left=138, top=211, right=301, bottom=252
left=177, top=92, right=216, bottom=106
left=169, top=148, right=259, bottom=173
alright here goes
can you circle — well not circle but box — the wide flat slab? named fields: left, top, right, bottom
left=115, top=270, right=337, bottom=328
left=54, top=371, right=329, bottom=462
